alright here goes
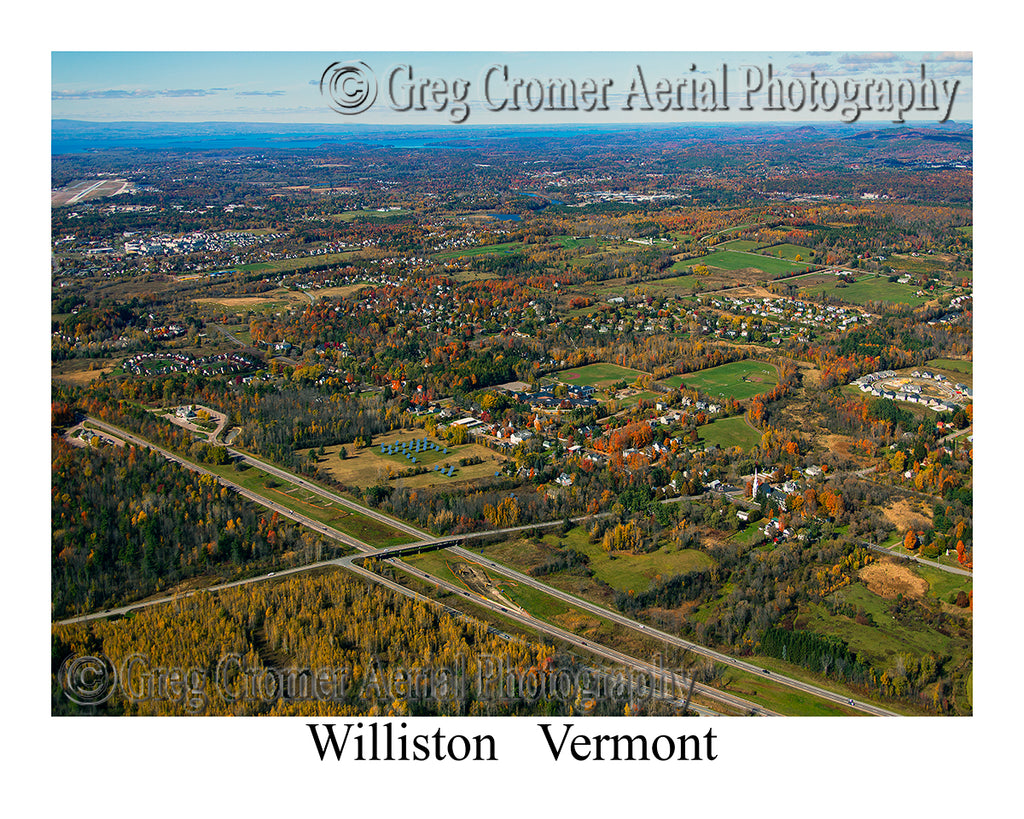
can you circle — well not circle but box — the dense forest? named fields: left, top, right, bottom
left=52, top=569, right=664, bottom=716
left=52, top=436, right=342, bottom=617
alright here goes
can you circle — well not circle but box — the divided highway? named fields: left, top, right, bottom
left=67, top=417, right=900, bottom=716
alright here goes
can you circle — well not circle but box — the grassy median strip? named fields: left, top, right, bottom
left=207, top=461, right=413, bottom=548
left=715, top=665, right=860, bottom=717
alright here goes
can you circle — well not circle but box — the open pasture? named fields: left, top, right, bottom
left=664, top=360, right=779, bottom=401
left=553, top=362, right=649, bottom=389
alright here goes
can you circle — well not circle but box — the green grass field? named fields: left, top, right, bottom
left=434, top=241, right=525, bottom=260
left=664, top=360, right=779, bottom=400
left=717, top=239, right=761, bottom=251
left=801, top=275, right=932, bottom=306
left=912, top=563, right=973, bottom=602
left=475, top=527, right=713, bottom=596
left=402, top=550, right=466, bottom=587
left=761, top=243, right=816, bottom=261
left=553, top=362, right=649, bottom=389
left=554, top=236, right=600, bottom=249
left=580, top=545, right=714, bottom=594
left=235, top=251, right=360, bottom=274
left=803, top=581, right=971, bottom=670
left=716, top=665, right=861, bottom=716
left=730, top=524, right=763, bottom=546
left=652, top=273, right=696, bottom=288
left=332, top=208, right=410, bottom=221
left=688, top=249, right=809, bottom=277
left=696, top=416, right=762, bottom=451
left=927, top=358, right=972, bottom=375
left=545, top=528, right=715, bottom=594
left=135, top=358, right=181, bottom=373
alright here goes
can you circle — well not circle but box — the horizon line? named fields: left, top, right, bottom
left=52, top=118, right=974, bottom=127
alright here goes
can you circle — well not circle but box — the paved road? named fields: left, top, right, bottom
left=224, top=446, right=428, bottom=538
left=939, top=425, right=972, bottom=445
left=209, top=324, right=253, bottom=349
left=862, top=541, right=972, bottom=577
left=342, top=558, right=741, bottom=717
left=83, top=418, right=372, bottom=554
left=359, top=542, right=898, bottom=717
left=70, top=416, right=901, bottom=716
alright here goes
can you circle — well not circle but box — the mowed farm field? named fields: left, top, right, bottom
left=662, top=360, right=779, bottom=400
left=696, top=415, right=763, bottom=451
left=685, top=249, right=811, bottom=277
left=553, top=362, right=649, bottom=389
left=797, top=274, right=933, bottom=306
left=761, top=243, right=816, bottom=261
left=434, top=241, right=526, bottom=260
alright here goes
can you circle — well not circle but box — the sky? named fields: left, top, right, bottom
left=51, top=51, right=973, bottom=126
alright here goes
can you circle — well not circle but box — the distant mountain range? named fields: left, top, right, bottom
left=845, top=125, right=972, bottom=144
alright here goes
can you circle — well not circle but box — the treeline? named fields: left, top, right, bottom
left=234, top=387, right=385, bottom=465
left=614, top=570, right=715, bottom=613
left=74, top=374, right=391, bottom=471
left=759, top=626, right=871, bottom=683
left=52, top=435, right=340, bottom=617
left=758, top=622, right=966, bottom=710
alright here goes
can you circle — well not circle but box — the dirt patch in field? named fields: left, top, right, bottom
left=194, top=293, right=303, bottom=308
left=771, top=391, right=829, bottom=439
left=800, top=365, right=822, bottom=389
left=309, top=283, right=370, bottom=299
left=820, top=434, right=872, bottom=466
left=52, top=363, right=118, bottom=385
left=859, top=559, right=928, bottom=600
left=449, top=560, right=522, bottom=611
left=721, top=285, right=773, bottom=299
left=882, top=498, right=933, bottom=531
